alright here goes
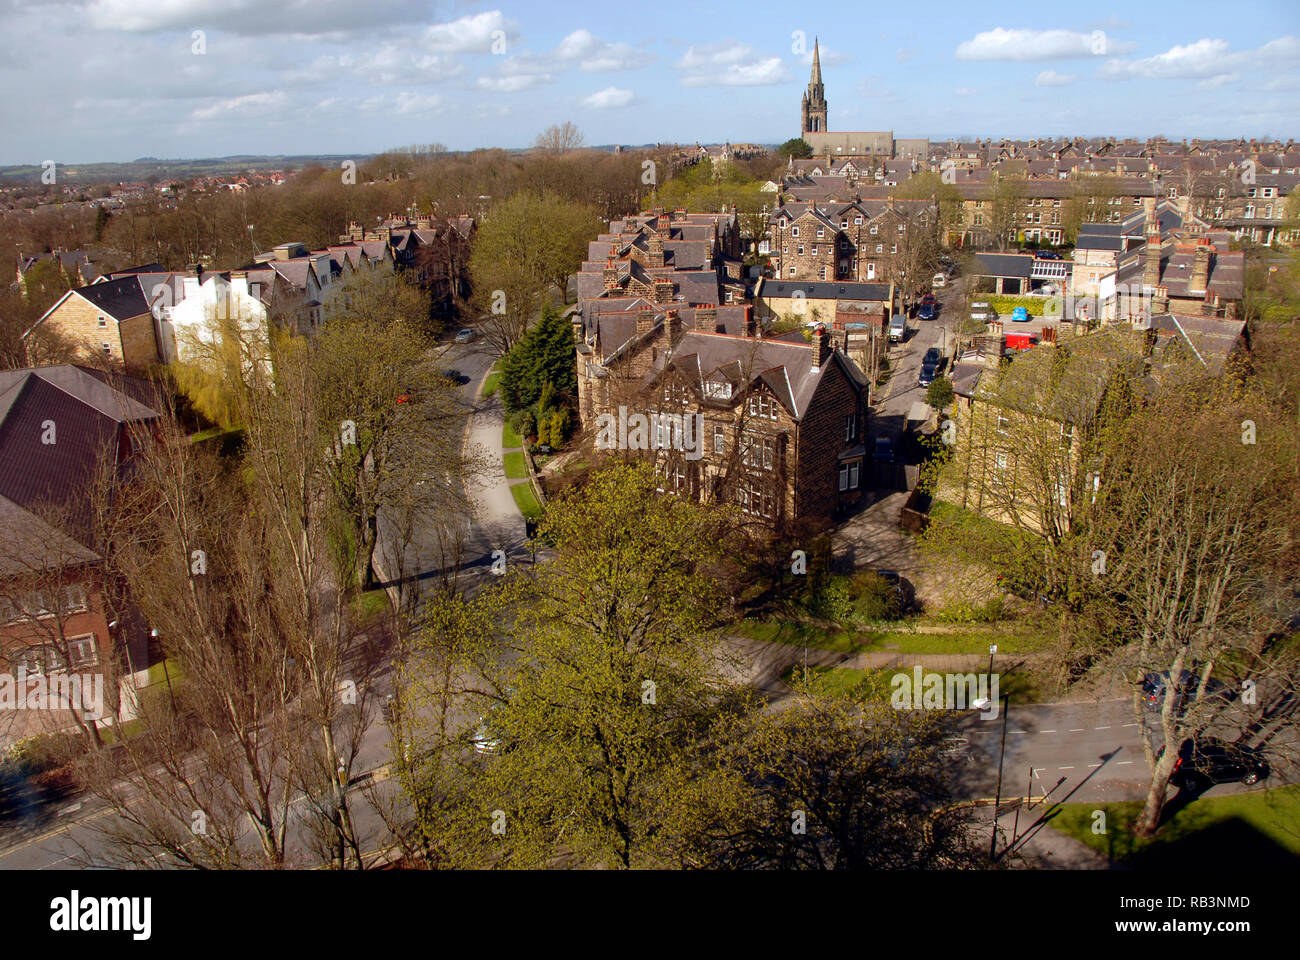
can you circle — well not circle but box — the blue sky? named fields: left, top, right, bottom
left=1, top=0, right=1297, bottom=163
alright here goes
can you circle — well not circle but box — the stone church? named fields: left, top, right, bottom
left=799, top=39, right=927, bottom=160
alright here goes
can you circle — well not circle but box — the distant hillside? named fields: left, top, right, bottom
left=0, top=155, right=377, bottom=185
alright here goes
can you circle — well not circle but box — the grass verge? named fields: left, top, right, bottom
left=1048, top=786, right=1300, bottom=867
left=502, top=421, right=522, bottom=449
left=510, top=481, right=543, bottom=519
left=503, top=451, right=528, bottom=480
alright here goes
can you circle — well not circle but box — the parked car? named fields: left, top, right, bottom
left=931, top=273, right=946, bottom=288
left=1164, top=738, right=1270, bottom=789
left=1011, top=306, right=1030, bottom=323
left=1035, top=251, right=1062, bottom=260
left=873, top=436, right=895, bottom=462
left=923, top=347, right=943, bottom=367
left=918, top=294, right=937, bottom=320
left=918, top=362, right=937, bottom=387
left=441, top=368, right=470, bottom=385
left=454, top=327, right=475, bottom=343
left=876, top=569, right=916, bottom=609
left=889, top=314, right=907, bottom=342
left=1140, top=670, right=1233, bottom=712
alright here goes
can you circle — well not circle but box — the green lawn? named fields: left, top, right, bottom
left=735, top=618, right=1048, bottom=656
left=510, top=481, right=543, bottom=519
left=502, top=421, right=522, bottom=449
left=482, top=371, right=501, bottom=398
left=354, top=588, right=392, bottom=628
left=1048, top=786, right=1300, bottom=868
left=503, top=451, right=529, bottom=479
left=780, top=663, right=1048, bottom=705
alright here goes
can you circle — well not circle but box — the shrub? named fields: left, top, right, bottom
left=848, top=571, right=903, bottom=623
left=808, top=576, right=853, bottom=622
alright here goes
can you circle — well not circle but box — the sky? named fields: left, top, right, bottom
left=1, top=0, right=1298, bottom=163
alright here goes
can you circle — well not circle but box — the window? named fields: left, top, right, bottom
left=819, top=266, right=827, bottom=279
left=817, top=228, right=825, bottom=238
left=997, top=414, right=1010, bottom=433
left=714, top=424, right=725, bottom=454
left=779, top=218, right=787, bottom=228
left=101, top=343, right=112, bottom=356
left=97, top=316, right=107, bottom=328
left=68, top=635, right=98, bottom=668
left=840, top=220, right=848, bottom=229
left=845, top=413, right=857, bottom=441
left=791, top=226, right=799, bottom=237
left=876, top=244, right=883, bottom=253
left=797, top=244, right=804, bottom=255
left=811, top=245, right=818, bottom=255
left=855, top=216, right=863, bottom=225
left=838, top=461, right=860, bottom=491
left=898, top=224, right=905, bottom=233
left=748, top=392, right=779, bottom=421
left=994, top=452, right=1009, bottom=473
left=788, top=266, right=796, bottom=276
left=870, top=225, right=878, bottom=235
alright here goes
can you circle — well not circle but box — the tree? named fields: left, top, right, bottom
left=925, top=375, right=955, bottom=411
left=499, top=305, right=576, bottom=414
left=988, top=174, right=1027, bottom=251
left=469, top=191, right=600, bottom=355
left=776, top=138, right=813, bottom=160
left=534, top=122, right=584, bottom=154
left=397, top=464, right=753, bottom=868
left=1062, top=174, right=1123, bottom=244
left=1077, top=375, right=1298, bottom=837
left=893, top=171, right=964, bottom=246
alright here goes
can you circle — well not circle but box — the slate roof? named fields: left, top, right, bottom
left=972, top=253, right=1035, bottom=279
left=760, top=280, right=893, bottom=302
left=72, top=275, right=152, bottom=321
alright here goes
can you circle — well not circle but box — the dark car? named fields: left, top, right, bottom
left=918, top=362, right=937, bottom=387
left=917, top=300, right=937, bottom=321
left=1140, top=670, right=1232, bottom=712
left=873, top=436, right=895, bottom=463
left=876, top=569, right=916, bottom=609
left=923, top=347, right=942, bottom=366
left=441, top=368, right=471, bottom=386
left=1035, top=251, right=1062, bottom=260
left=1165, top=738, right=1270, bottom=789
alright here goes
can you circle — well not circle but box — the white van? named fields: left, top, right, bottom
left=888, top=314, right=907, bottom=342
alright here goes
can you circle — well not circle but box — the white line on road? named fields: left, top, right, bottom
left=1058, top=766, right=1075, bottom=770
left=1095, top=725, right=1111, bottom=730
left=1039, top=729, right=1056, bottom=733
left=1069, top=728, right=1085, bottom=732
left=1088, top=763, right=1101, bottom=768
left=1117, top=760, right=1134, bottom=765
left=1122, top=723, right=1139, bottom=727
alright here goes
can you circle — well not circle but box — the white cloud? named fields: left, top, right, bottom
left=895, top=48, right=915, bottom=64
left=1099, top=36, right=1300, bottom=82
left=423, top=11, right=518, bottom=53
left=955, top=28, right=1136, bottom=61
left=477, top=74, right=550, bottom=93
left=953, top=87, right=976, bottom=97
left=1197, top=73, right=1238, bottom=89
left=86, top=0, right=425, bottom=36
left=582, top=86, right=635, bottom=109
left=191, top=91, right=288, bottom=121
left=553, top=29, right=645, bottom=71
left=1035, top=69, right=1078, bottom=87
left=678, top=43, right=789, bottom=86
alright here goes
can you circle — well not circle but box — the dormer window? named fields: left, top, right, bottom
left=870, top=225, right=878, bottom=234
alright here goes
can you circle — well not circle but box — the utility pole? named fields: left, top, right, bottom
left=989, top=692, right=1010, bottom=862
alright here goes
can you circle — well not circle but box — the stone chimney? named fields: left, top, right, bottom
left=673, top=207, right=687, bottom=222
left=1143, top=223, right=1162, bottom=289
left=648, top=233, right=665, bottom=268
left=810, top=323, right=830, bottom=369
left=652, top=277, right=675, bottom=303
left=744, top=304, right=756, bottom=338
left=603, top=260, right=619, bottom=290
left=695, top=303, right=717, bottom=332
left=635, top=303, right=655, bottom=337
left=1190, top=240, right=1211, bottom=294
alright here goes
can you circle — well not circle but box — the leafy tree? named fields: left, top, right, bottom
left=777, top=138, right=813, bottom=160
left=925, top=375, right=955, bottom=410
left=499, top=305, right=576, bottom=414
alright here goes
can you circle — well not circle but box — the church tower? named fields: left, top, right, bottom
left=800, top=38, right=828, bottom=134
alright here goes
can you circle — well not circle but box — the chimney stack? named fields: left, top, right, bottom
left=695, top=303, right=717, bottom=333
left=635, top=303, right=655, bottom=337
left=603, top=260, right=619, bottom=290
left=652, top=277, right=675, bottom=303
left=648, top=233, right=665, bottom=268
left=1143, top=223, right=1162, bottom=289
left=810, top=323, right=830, bottom=369
left=1190, top=240, right=1211, bottom=294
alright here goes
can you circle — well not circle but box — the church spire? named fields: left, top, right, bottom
left=810, top=37, right=822, bottom=87
left=800, top=37, right=827, bottom=134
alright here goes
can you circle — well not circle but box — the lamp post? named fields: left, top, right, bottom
left=989, top=692, right=1010, bottom=862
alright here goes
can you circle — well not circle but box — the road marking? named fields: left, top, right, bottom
left=1095, top=725, right=1111, bottom=730
left=1058, top=765, right=1074, bottom=770
left=1039, top=729, right=1056, bottom=734
left=1088, top=763, right=1102, bottom=768
left=1121, top=723, right=1139, bottom=727
left=1117, top=760, right=1134, bottom=765
left=1069, top=728, right=1085, bottom=732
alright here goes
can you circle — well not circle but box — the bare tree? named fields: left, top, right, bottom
left=534, top=122, right=584, bottom=154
